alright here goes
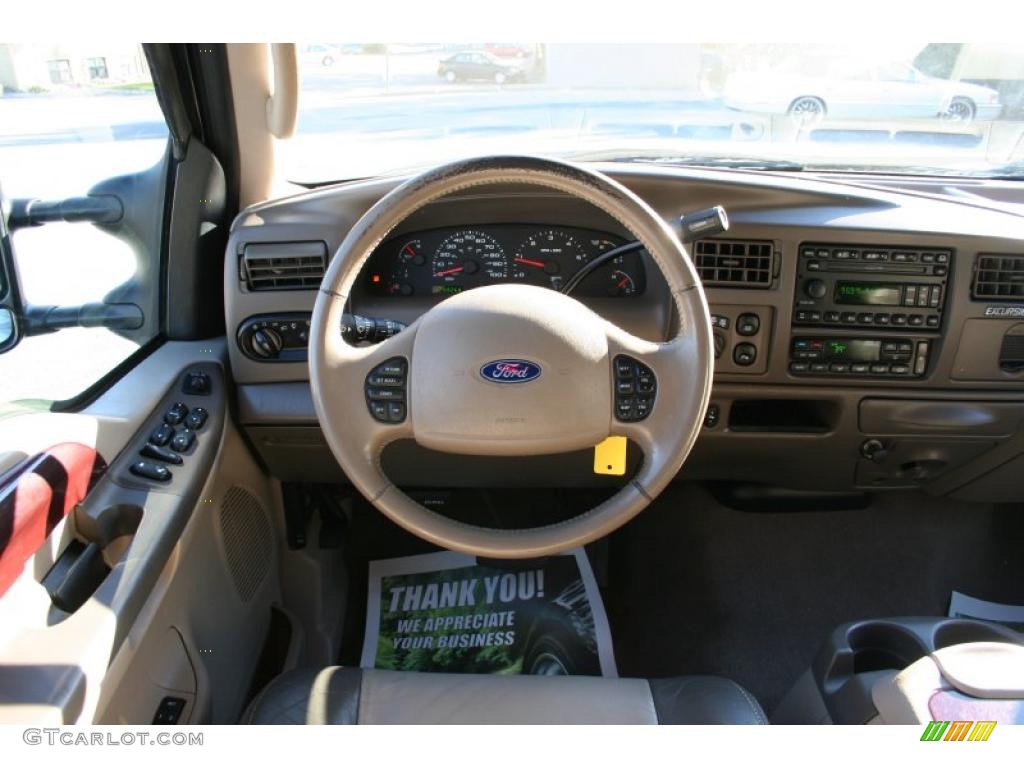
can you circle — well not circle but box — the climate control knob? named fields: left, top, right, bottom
left=249, top=327, right=283, bottom=359
left=805, top=279, right=828, bottom=299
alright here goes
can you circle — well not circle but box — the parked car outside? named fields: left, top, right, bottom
left=724, top=60, right=1002, bottom=125
left=437, top=50, right=526, bottom=84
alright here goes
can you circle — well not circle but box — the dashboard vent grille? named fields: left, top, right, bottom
left=694, top=239, right=775, bottom=288
left=242, top=241, right=327, bottom=291
left=973, top=254, right=1024, bottom=300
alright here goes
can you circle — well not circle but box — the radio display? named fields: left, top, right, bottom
left=826, top=339, right=880, bottom=361
left=834, top=282, right=902, bottom=306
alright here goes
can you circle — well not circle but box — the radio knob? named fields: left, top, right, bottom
left=250, top=327, right=283, bottom=359
left=805, top=279, right=828, bottom=299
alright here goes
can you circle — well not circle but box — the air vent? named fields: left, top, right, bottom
left=973, top=254, right=1024, bottom=300
left=241, top=241, right=327, bottom=291
left=694, top=239, right=775, bottom=288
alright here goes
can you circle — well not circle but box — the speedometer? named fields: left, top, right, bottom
left=431, top=230, right=507, bottom=294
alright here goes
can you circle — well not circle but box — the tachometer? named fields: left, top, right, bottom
left=431, top=230, right=507, bottom=294
left=512, top=229, right=586, bottom=290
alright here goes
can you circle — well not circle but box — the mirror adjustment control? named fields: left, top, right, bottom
left=365, top=357, right=408, bottom=423
left=182, top=371, right=211, bottom=395
left=736, top=313, right=760, bottom=336
left=130, top=460, right=172, bottom=482
left=150, top=423, right=173, bottom=446
left=613, top=354, right=656, bottom=422
left=140, top=443, right=183, bottom=465
left=170, top=429, right=196, bottom=453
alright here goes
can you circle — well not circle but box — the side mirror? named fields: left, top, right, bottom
left=0, top=185, right=25, bottom=354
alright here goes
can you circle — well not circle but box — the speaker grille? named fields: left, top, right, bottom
left=219, top=487, right=273, bottom=602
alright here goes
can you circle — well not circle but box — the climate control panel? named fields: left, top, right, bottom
left=788, top=337, right=931, bottom=378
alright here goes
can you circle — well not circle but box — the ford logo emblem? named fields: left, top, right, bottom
left=480, top=359, right=542, bottom=384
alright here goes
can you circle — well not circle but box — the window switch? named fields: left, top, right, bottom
left=184, top=407, right=208, bottom=430
left=150, top=423, right=174, bottom=447
left=130, top=461, right=172, bottom=482
left=140, top=443, right=183, bottom=465
left=170, top=430, right=196, bottom=453
left=152, top=696, right=186, bottom=725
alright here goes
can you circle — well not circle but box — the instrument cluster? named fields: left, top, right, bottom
left=363, top=225, right=647, bottom=298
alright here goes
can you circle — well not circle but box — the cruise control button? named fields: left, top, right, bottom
left=366, top=387, right=404, bottom=400
left=615, top=399, right=635, bottom=420
left=615, top=358, right=634, bottom=377
left=369, top=401, right=388, bottom=421
left=616, top=380, right=635, bottom=396
left=387, top=402, right=406, bottom=423
left=367, top=374, right=404, bottom=387
left=635, top=398, right=653, bottom=419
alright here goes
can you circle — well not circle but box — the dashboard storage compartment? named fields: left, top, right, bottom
left=728, top=399, right=839, bottom=434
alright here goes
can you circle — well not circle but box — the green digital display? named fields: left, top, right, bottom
left=835, top=282, right=902, bottom=306
left=827, top=339, right=881, bottom=362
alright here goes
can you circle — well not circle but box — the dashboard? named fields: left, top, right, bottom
left=224, top=164, right=1024, bottom=501
left=363, top=225, right=646, bottom=298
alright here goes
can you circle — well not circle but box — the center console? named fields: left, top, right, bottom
left=789, top=243, right=951, bottom=378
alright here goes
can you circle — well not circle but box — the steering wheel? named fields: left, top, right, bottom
left=309, top=156, right=712, bottom=558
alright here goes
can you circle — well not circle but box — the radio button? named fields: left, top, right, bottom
left=833, top=249, right=852, bottom=260
left=926, top=316, right=940, bottom=328
left=841, top=312, right=857, bottom=323
left=892, top=314, right=908, bottom=325
left=870, top=364, right=890, bottom=374
left=789, top=362, right=809, bottom=374
left=810, top=363, right=828, bottom=373
left=891, top=365, right=910, bottom=375
left=807, top=260, right=822, bottom=271
left=898, top=342, right=913, bottom=353
left=937, top=252, right=949, bottom=264
left=916, top=287, right=930, bottom=307
left=892, top=252, right=910, bottom=262
left=829, top=363, right=851, bottom=373
left=801, top=247, right=816, bottom=258
left=909, top=315, right=925, bottom=327
left=851, top=363, right=870, bottom=374
left=929, top=286, right=942, bottom=307
left=875, top=313, right=891, bottom=325
left=921, top=252, right=936, bottom=263
left=824, top=311, right=840, bottom=323
left=816, top=249, right=830, bottom=258
left=805, top=279, right=828, bottom=299
left=935, top=265, right=948, bottom=276
left=857, top=313, right=874, bottom=324
left=904, top=286, right=918, bottom=306
left=882, top=341, right=899, bottom=353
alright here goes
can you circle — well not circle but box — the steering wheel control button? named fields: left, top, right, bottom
left=613, top=354, right=656, bottom=422
left=185, top=407, right=209, bottom=430
left=736, top=313, right=760, bottom=336
left=140, top=443, right=184, bottom=465
left=163, top=402, right=189, bottom=426
left=170, top=430, right=196, bottom=453
left=150, top=423, right=174, bottom=447
left=130, top=460, right=172, bottom=482
left=733, top=343, right=757, bottom=366
left=365, top=357, right=409, bottom=423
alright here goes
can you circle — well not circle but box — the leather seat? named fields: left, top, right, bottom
left=243, top=667, right=767, bottom=725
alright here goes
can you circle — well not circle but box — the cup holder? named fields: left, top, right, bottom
left=847, top=622, right=929, bottom=673
left=933, top=618, right=1023, bottom=650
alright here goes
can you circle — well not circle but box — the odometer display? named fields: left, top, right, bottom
left=431, top=230, right=507, bottom=293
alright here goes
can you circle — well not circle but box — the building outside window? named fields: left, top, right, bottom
left=86, top=56, right=108, bottom=79
left=46, top=58, right=71, bottom=84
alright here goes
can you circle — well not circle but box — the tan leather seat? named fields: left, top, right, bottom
left=243, top=667, right=767, bottom=725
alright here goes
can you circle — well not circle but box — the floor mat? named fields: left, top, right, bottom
left=602, top=485, right=1024, bottom=715
left=359, top=550, right=616, bottom=675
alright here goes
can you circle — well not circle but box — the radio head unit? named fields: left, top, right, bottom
left=794, top=244, right=950, bottom=330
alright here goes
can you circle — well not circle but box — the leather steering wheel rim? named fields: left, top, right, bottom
left=309, top=156, right=713, bottom=558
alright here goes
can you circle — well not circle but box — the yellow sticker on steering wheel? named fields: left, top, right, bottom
left=594, top=436, right=627, bottom=476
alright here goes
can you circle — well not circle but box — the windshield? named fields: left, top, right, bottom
left=279, top=42, right=1024, bottom=183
